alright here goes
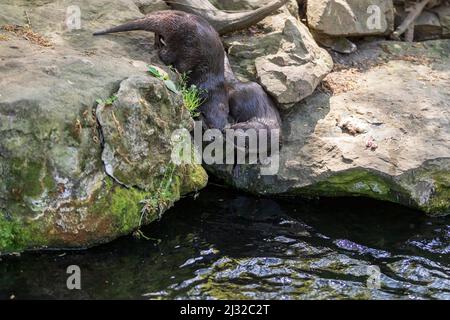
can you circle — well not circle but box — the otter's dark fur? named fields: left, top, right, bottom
left=93, top=10, right=229, bottom=130
left=93, top=10, right=282, bottom=153
left=224, top=55, right=281, bottom=150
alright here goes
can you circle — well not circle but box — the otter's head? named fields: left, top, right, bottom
left=201, top=101, right=229, bottom=131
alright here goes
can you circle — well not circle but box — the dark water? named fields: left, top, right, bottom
left=0, top=186, right=449, bottom=300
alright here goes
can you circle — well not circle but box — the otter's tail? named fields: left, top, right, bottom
left=93, top=12, right=170, bottom=36
left=93, top=18, right=156, bottom=36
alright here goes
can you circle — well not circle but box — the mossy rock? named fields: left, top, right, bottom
left=0, top=1, right=207, bottom=254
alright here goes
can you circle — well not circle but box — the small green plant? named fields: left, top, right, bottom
left=132, top=229, right=162, bottom=243
left=179, top=72, right=206, bottom=118
left=147, top=65, right=206, bottom=117
left=139, top=162, right=177, bottom=225
left=96, top=94, right=117, bottom=106
left=133, top=162, right=178, bottom=241
left=147, top=65, right=178, bottom=94
left=147, top=65, right=167, bottom=79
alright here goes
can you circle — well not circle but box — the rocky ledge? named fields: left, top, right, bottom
left=209, top=39, right=450, bottom=216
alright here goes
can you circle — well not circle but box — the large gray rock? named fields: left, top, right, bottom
left=414, top=10, right=443, bottom=41
left=96, top=75, right=202, bottom=192
left=132, top=0, right=169, bottom=14
left=311, top=33, right=358, bottom=54
left=0, top=0, right=207, bottom=254
left=307, top=0, right=395, bottom=37
left=212, top=0, right=272, bottom=10
left=208, top=40, right=450, bottom=216
left=394, top=6, right=445, bottom=41
left=432, top=5, right=450, bottom=38
left=223, top=0, right=333, bottom=107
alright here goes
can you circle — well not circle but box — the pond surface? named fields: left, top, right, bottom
left=0, top=186, right=449, bottom=299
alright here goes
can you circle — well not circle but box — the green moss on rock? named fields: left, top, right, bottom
left=0, top=213, right=47, bottom=254
left=179, top=164, right=208, bottom=194
left=420, top=172, right=450, bottom=216
left=0, top=161, right=207, bottom=254
left=431, top=174, right=450, bottom=211
left=109, top=185, right=148, bottom=233
left=90, top=179, right=149, bottom=235
left=296, top=169, right=400, bottom=203
left=91, top=163, right=207, bottom=237
left=7, top=158, right=54, bottom=200
left=294, top=167, right=450, bottom=216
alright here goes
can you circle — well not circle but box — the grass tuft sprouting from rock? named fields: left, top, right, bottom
left=147, top=65, right=205, bottom=118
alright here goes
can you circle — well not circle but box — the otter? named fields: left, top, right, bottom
left=224, top=55, right=281, bottom=152
left=93, top=10, right=229, bottom=131
left=94, top=10, right=282, bottom=170
left=223, top=55, right=282, bottom=176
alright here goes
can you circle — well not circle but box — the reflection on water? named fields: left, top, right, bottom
left=0, top=186, right=449, bottom=299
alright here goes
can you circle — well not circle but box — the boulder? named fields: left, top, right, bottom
left=394, top=6, right=444, bottom=41
left=414, top=10, right=443, bottom=41
left=0, top=0, right=207, bottom=254
left=213, top=0, right=300, bottom=17
left=223, top=0, right=333, bottom=108
left=307, top=0, right=395, bottom=37
left=432, top=5, right=450, bottom=38
left=312, top=33, right=358, bottom=53
left=212, top=0, right=272, bottom=10
left=208, top=40, right=450, bottom=216
left=132, top=0, right=169, bottom=14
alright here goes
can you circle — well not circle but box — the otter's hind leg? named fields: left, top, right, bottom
left=229, top=120, right=280, bottom=157
left=228, top=120, right=281, bottom=178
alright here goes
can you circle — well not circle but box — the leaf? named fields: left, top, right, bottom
left=96, top=98, right=103, bottom=105
left=147, top=66, right=161, bottom=78
left=164, top=79, right=179, bottom=94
